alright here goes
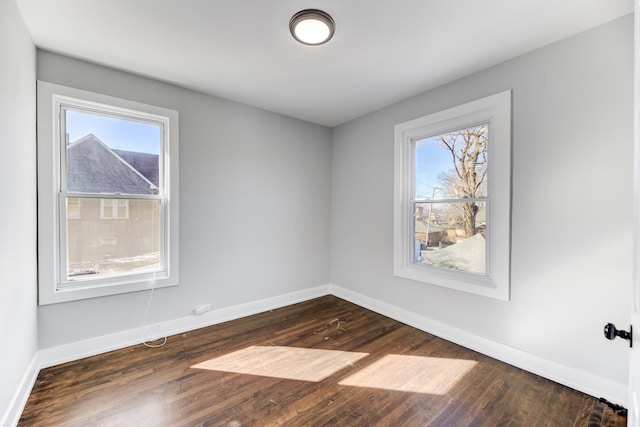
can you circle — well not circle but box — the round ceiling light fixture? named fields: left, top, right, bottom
left=289, top=9, right=335, bottom=46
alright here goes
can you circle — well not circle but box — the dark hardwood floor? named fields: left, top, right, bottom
left=19, top=296, right=626, bottom=426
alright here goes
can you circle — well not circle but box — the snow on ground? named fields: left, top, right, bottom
left=420, top=233, right=485, bottom=274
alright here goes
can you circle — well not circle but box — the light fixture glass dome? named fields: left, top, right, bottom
left=289, top=9, right=335, bottom=46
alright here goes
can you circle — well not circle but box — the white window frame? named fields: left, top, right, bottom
left=394, top=91, right=511, bottom=300
left=100, top=199, right=129, bottom=220
left=37, top=81, right=179, bottom=305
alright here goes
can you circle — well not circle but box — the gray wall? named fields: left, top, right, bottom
left=330, top=15, right=633, bottom=387
left=3, top=9, right=632, bottom=420
left=37, top=51, right=332, bottom=348
left=0, top=0, right=37, bottom=423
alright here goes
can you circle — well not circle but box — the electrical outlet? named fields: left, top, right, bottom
left=194, top=304, right=211, bottom=315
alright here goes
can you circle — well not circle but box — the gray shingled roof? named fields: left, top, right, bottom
left=67, top=134, right=158, bottom=195
left=113, top=149, right=159, bottom=187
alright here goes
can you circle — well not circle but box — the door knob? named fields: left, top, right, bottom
left=603, top=323, right=632, bottom=347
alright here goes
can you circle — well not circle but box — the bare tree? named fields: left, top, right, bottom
left=438, top=125, right=488, bottom=237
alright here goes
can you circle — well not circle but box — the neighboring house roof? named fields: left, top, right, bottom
left=67, top=134, right=158, bottom=195
left=415, top=221, right=443, bottom=235
left=113, top=149, right=160, bottom=187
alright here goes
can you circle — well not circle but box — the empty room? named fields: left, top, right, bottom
left=1, top=0, right=638, bottom=426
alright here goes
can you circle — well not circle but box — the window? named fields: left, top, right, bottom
left=67, top=198, right=80, bottom=219
left=394, top=91, right=511, bottom=300
left=100, top=199, right=129, bottom=219
left=37, top=81, right=179, bottom=304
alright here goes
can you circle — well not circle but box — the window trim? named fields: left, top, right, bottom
left=37, top=81, right=179, bottom=305
left=393, top=91, right=511, bottom=300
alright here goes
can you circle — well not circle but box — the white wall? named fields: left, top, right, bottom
left=36, top=52, right=332, bottom=348
left=0, top=0, right=37, bottom=424
left=331, top=14, right=633, bottom=393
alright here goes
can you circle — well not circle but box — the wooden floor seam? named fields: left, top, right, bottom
left=19, top=295, right=627, bottom=426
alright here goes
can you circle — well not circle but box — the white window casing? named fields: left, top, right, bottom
left=393, top=91, right=511, bottom=300
left=37, top=81, right=179, bottom=304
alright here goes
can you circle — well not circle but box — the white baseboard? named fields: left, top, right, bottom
left=3, top=285, right=329, bottom=427
left=1, top=354, right=39, bottom=427
left=329, top=284, right=628, bottom=406
left=38, top=285, right=331, bottom=369
left=6, top=283, right=627, bottom=426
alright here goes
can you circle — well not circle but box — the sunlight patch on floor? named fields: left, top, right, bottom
left=338, top=354, right=477, bottom=394
left=191, top=346, right=369, bottom=382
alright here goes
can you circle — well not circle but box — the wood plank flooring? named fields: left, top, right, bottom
left=19, top=296, right=627, bottom=426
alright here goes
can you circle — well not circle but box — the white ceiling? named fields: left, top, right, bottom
left=15, top=0, right=634, bottom=127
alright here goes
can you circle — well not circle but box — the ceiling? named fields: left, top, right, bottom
left=15, top=0, right=634, bottom=127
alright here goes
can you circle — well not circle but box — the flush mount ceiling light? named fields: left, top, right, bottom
left=289, top=9, right=335, bottom=46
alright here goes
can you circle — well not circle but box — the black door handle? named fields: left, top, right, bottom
left=603, top=323, right=632, bottom=347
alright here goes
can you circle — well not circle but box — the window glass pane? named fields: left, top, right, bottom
left=99, top=199, right=129, bottom=219
left=415, top=124, right=488, bottom=199
left=66, top=198, right=161, bottom=280
left=101, top=199, right=113, bottom=219
left=116, top=199, right=128, bottom=218
left=65, top=109, right=161, bottom=195
left=414, top=201, right=487, bottom=274
left=67, top=198, right=80, bottom=219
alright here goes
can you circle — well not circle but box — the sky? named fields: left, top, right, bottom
left=414, top=136, right=454, bottom=199
left=65, top=109, right=161, bottom=155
